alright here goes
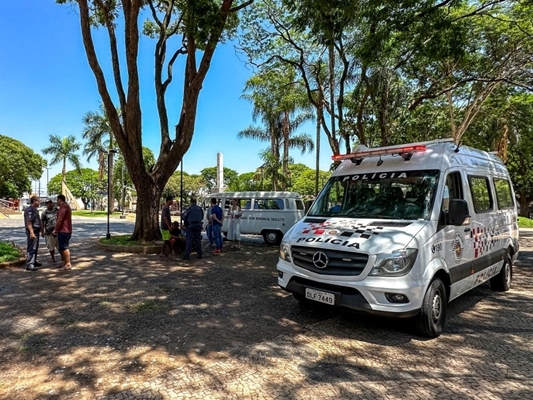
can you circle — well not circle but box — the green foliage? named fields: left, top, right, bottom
left=0, top=135, right=47, bottom=198
left=48, top=168, right=104, bottom=209
left=0, top=242, right=23, bottom=263
left=518, top=217, right=533, bottom=228
left=232, top=171, right=266, bottom=191
left=200, top=166, right=239, bottom=192
left=165, top=171, right=206, bottom=200
left=289, top=164, right=330, bottom=196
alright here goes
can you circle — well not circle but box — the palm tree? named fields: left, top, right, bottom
left=254, top=149, right=295, bottom=191
left=82, top=103, right=115, bottom=180
left=42, top=135, right=82, bottom=186
left=240, top=64, right=315, bottom=190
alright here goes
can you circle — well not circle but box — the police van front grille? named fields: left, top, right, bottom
left=291, top=245, right=369, bottom=276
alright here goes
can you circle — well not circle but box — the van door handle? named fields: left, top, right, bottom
left=464, top=227, right=471, bottom=233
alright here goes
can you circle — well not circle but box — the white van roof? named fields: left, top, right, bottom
left=332, top=139, right=508, bottom=176
left=209, top=191, right=303, bottom=198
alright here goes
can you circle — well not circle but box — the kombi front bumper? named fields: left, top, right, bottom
left=277, top=259, right=425, bottom=318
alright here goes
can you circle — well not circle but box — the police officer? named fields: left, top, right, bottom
left=183, top=198, right=203, bottom=260
left=24, top=195, right=42, bottom=271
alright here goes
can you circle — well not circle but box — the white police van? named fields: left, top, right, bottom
left=277, top=139, right=519, bottom=337
left=202, top=191, right=306, bottom=245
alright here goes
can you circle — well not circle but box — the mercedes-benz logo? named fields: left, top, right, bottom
left=312, top=252, right=328, bottom=269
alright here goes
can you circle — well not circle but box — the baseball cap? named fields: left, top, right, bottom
left=45, top=199, right=53, bottom=204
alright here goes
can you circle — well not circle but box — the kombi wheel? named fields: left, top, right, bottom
left=490, top=253, right=512, bottom=292
left=415, top=278, right=447, bottom=338
left=263, top=230, right=282, bottom=245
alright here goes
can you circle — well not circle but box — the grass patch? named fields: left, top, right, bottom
left=518, top=217, right=533, bottom=228
left=129, top=300, right=164, bottom=314
left=72, top=210, right=123, bottom=218
left=99, top=234, right=158, bottom=246
left=0, top=242, right=23, bottom=263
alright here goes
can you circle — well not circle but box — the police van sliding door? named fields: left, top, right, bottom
left=442, top=170, right=474, bottom=300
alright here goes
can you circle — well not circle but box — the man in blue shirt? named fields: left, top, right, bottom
left=329, top=196, right=343, bottom=213
left=210, top=198, right=223, bottom=254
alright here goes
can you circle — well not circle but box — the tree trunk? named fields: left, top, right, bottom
left=520, top=188, right=528, bottom=218
left=131, top=175, right=162, bottom=242
left=282, top=111, right=290, bottom=190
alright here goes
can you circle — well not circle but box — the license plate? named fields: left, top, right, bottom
left=305, top=288, right=335, bottom=305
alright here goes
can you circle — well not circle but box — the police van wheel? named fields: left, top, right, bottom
left=263, top=230, right=282, bottom=246
left=415, top=278, right=446, bottom=338
left=490, top=253, right=512, bottom=292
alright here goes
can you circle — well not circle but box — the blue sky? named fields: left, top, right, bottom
left=0, top=1, right=334, bottom=193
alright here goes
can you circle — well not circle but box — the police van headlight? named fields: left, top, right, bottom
left=369, top=249, right=418, bottom=277
left=279, top=240, right=291, bottom=262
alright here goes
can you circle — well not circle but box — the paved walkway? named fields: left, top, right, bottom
left=0, top=229, right=532, bottom=400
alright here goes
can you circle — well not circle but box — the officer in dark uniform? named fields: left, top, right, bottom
left=24, top=195, right=42, bottom=271
left=183, top=198, right=204, bottom=260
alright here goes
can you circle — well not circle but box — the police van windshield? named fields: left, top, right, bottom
left=309, top=170, right=440, bottom=220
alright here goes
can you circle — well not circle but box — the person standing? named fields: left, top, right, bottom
left=227, top=199, right=242, bottom=249
left=210, top=197, right=224, bottom=254
left=24, top=195, right=42, bottom=271
left=183, top=198, right=203, bottom=260
left=52, top=194, right=73, bottom=271
left=160, top=196, right=173, bottom=258
left=205, top=202, right=215, bottom=247
left=41, top=199, right=58, bottom=263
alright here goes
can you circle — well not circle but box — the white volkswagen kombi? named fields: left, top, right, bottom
left=202, top=191, right=306, bottom=245
left=277, top=139, right=519, bottom=337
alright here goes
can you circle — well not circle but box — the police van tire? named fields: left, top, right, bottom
left=490, top=253, right=512, bottom=292
left=415, top=278, right=446, bottom=338
left=263, top=230, right=282, bottom=245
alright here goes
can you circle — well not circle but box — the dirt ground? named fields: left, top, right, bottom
left=0, top=241, right=332, bottom=399
left=1, top=232, right=533, bottom=399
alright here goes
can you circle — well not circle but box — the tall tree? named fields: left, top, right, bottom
left=200, top=166, right=239, bottom=193
left=0, top=135, right=46, bottom=198
left=57, top=0, right=252, bottom=241
left=48, top=168, right=104, bottom=209
left=239, top=65, right=314, bottom=189
left=42, top=134, right=82, bottom=187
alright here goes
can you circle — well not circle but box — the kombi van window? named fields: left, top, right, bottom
left=308, top=170, right=440, bottom=220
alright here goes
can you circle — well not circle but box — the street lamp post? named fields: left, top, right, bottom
left=106, top=149, right=117, bottom=240
left=44, top=165, right=51, bottom=197
left=120, top=162, right=126, bottom=219
left=180, top=159, right=183, bottom=213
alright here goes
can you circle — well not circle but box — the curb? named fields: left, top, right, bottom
left=96, top=240, right=162, bottom=254
left=0, top=258, right=26, bottom=269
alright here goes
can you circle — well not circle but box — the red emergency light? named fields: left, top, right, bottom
left=332, top=144, right=427, bottom=163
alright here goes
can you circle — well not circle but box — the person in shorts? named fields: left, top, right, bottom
left=160, top=196, right=173, bottom=257
left=52, top=194, right=73, bottom=271
left=41, top=199, right=58, bottom=263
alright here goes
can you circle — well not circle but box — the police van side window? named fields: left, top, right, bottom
left=469, top=176, right=493, bottom=213
left=442, top=172, right=463, bottom=212
left=493, top=178, right=514, bottom=209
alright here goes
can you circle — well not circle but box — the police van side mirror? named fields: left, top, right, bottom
left=448, top=199, right=470, bottom=226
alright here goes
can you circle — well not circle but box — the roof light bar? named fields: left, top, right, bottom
left=332, top=144, right=427, bottom=163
